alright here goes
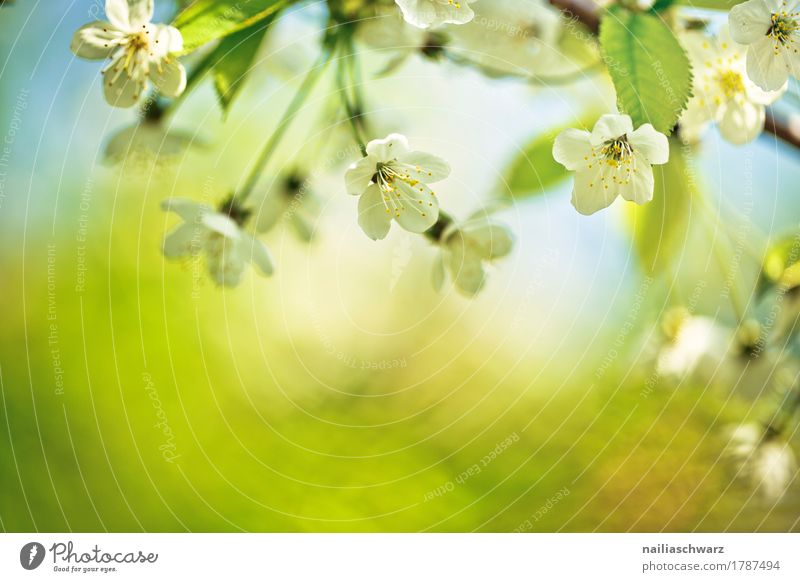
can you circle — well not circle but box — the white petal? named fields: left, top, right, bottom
left=787, top=38, right=800, bottom=79
left=629, top=124, right=669, bottom=165
left=459, top=222, right=514, bottom=260
left=241, top=234, right=274, bottom=277
left=447, top=245, right=486, bottom=296
left=103, top=58, right=145, bottom=108
left=345, top=156, right=377, bottom=195
left=570, top=166, right=618, bottom=215
left=728, top=0, right=772, bottom=45
left=71, top=22, right=124, bottom=60
left=149, top=58, right=186, bottom=98
left=128, top=0, right=154, bottom=28
left=679, top=98, right=715, bottom=143
left=393, top=180, right=439, bottom=234
left=358, top=184, right=392, bottom=240
left=590, top=114, right=634, bottom=146
left=396, top=151, right=451, bottom=183
left=105, top=123, right=194, bottom=165
left=106, top=0, right=153, bottom=30
left=395, top=0, right=475, bottom=28
left=163, top=223, right=203, bottom=258
left=429, top=0, right=476, bottom=26
left=747, top=37, right=791, bottom=91
left=365, top=133, right=411, bottom=161
left=619, top=153, right=655, bottom=205
left=744, top=76, right=786, bottom=105
left=552, top=128, right=592, bottom=171
left=205, top=236, right=245, bottom=287
left=201, top=212, right=241, bottom=239
left=718, top=99, right=765, bottom=144
left=161, top=198, right=208, bottom=222
left=255, top=192, right=289, bottom=233
left=153, top=24, right=184, bottom=55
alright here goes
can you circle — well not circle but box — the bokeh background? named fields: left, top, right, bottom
left=1, top=1, right=800, bottom=532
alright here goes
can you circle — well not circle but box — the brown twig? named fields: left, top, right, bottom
left=548, top=0, right=800, bottom=150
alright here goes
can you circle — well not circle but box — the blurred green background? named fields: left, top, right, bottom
left=1, top=1, right=799, bottom=532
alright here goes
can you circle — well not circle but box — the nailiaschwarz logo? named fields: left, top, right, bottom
left=20, top=542, right=46, bottom=570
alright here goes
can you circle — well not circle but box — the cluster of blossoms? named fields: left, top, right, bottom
left=728, top=424, right=797, bottom=502
left=680, top=26, right=786, bottom=145
left=64, top=0, right=800, bottom=501
left=648, top=306, right=800, bottom=500
left=549, top=1, right=800, bottom=215
left=729, top=0, right=800, bottom=91
left=69, top=0, right=516, bottom=295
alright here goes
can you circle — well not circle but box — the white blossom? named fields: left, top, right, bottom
left=448, top=0, right=562, bottom=77
left=161, top=198, right=274, bottom=287
left=256, top=173, right=320, bottom=242
left=395, top=0, right=478, bottom=29
left=552, top=114, right=669, bottom=216
left=71, top=0, right=186, bottom=108
left=727, top=424, right=797, bottom=501
left=680, top=26, right=785, bottom=144
left=433, top=210, right=514, bottom=296
left=104, top=119, right=198, bottom=167
left=729, top=0, right=800, bottom=91
left=657, top=313, right=731, bottom=379
left=345, top=133, right=449, bottom=240
left=356, top=4, right=429, bottom=74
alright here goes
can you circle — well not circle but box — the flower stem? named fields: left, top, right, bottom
left=424, top=210, right=454, bottom=243
left=237, top=39, right=336, bottom=202
left=335, top=34, right=368, bottom=156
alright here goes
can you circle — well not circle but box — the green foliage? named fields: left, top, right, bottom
left=173, top=0, right=286, bottom=53
left=650, top=0, right=677, bottom=12
left=759, top=233, right=800, bottom=294
left=501, top=114, right=599, bottom=199
left=211, top=21, right=272, bottom=114
left=599, top=7, right=692, bottom=135
left=627, top=139, right=693, bottom=274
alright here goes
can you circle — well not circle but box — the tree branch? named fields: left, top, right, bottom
left=548, top=0, right=800, bottom=151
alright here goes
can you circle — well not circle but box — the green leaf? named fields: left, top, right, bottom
left=649, top=0, right=676, bottom=12
left=627, top=139, right=693, bottom=274
left=501, top=114, right=599, bottom=200
left=173, top=0, right=286, bottom=53
left=599, top=7, right=692, bottom=135
left=759, top=233, right=800, bottom=294
left=211, top=21, right=272, bottom=114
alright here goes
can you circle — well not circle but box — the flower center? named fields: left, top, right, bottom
left=218, top=195, right=252, bottom=226
left=768, top=11, right=799, bottom=47
left=374, top=161, right=419, bottom=193
left=584, top=134, right=638, bottom=191
left=129, top=29, right=151, bottom=51
left=372, top=161, right=432, bottom=220
left=717, top=70, right=745, bottom=98
left=600, top=135, right=633, bottom=167
left=105, top=27, right=152, bottom=85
